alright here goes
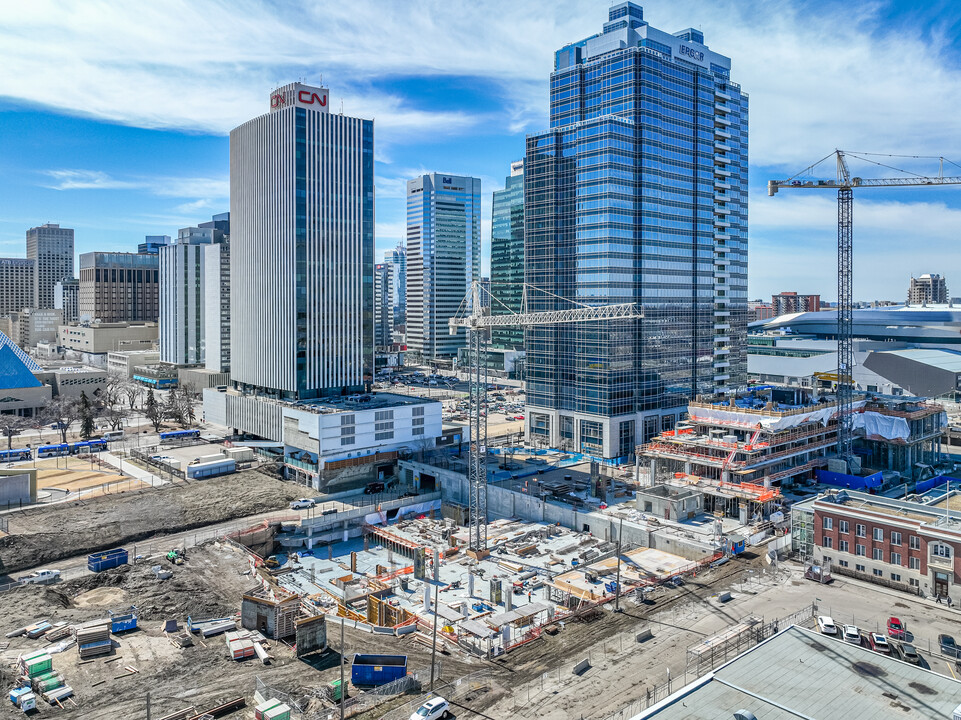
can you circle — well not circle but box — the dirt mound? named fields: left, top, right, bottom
left=0, top=470, right=303, bottom=574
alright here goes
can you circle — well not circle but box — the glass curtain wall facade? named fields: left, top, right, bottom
left=525, top=2, right=747, bottom=459
left=490, top=160, right=525, bottom=350
left=406, top=174, right=481, bottom=360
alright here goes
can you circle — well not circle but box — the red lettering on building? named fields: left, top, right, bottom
left=270, top=93, right=285, bottom=108
left=298, top=90, right=327, bottom=106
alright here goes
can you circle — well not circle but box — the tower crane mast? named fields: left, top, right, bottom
left=769, top=150, right=961, bottom=463
left=449, top=282, right=643, bottom=551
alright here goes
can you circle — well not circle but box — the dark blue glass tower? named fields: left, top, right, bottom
left=525, top=2, right=748, bottom=459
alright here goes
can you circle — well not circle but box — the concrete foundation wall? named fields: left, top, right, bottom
left=295, top=614, right=328, bottom=657
left=0, top=470, right=35, bottom=505
left=399, top=460, right=718, bottom=561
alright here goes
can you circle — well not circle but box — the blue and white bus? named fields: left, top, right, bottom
left=73, top=439, right=107, bottom=454
left=0, top=448, right=32, bottom=462
left=159, top=429, right=201, bottom=441
left=37, top=444, right=70, bottom=458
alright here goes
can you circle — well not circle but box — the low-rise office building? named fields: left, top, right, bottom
left=15, top=308, right=63, bottom=348
left=58, top=322, right=158, bottom=366
left=106, top=350, right=160, bottom=378
left=204, top=389, right=443, bottom=490
left=793, top=487, right=961, bottom=602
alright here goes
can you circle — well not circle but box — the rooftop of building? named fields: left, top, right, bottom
left=635, top=625, right=961, bottom=719
left=0, top=330, right=42, bottom=374
left=689, top=387, right=839, bottom=417
left=794, top=488, right=961, bottom=529
left=224, top=389, right=440, bottom=415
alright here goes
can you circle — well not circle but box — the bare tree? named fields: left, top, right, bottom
left=99, top=374, right=125, bottom=409
left=100, top=405, right=129, bottom=431
left=41, top=396, right=80, bottom=444
left=0, top=414, right=26, bottom=450
left=120, top=380, right=142, bottom=410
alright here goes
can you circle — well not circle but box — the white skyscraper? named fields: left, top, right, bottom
left=406, top=173, right=481, bottom=360
left=229, top=82, right=374, bottom=399
left=158, top=214, right=229, bottom=369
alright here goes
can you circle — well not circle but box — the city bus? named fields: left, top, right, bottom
left=0, top=448, right=32, bottom=462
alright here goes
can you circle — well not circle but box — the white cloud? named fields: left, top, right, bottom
left=43, top=168, right=227, bottom=200
left=750, top=193, right=961, bottom=300
left=43, top=170, right=140, bottom=191
left=4, top=0, right=961, bottom=172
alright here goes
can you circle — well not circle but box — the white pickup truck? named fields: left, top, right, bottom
left=18, top=569, right=61, bottom=585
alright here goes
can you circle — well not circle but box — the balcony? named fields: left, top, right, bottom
left=716, top=116, right=732, bottom=127
left=714, top=205, right=732, bottom=215
left=714, top=141, right=732, bottom=152
left=714, top=323, right=731, bottom=330
left=713, top=335, right=730, bottom=343
left=714, top=128, right=732, bottom=140
left=713, top=360, right=730, bottom=369
left=714, top=167, right=732, bottom=177
left=715, top=102, right=733, bottom=113
left=714, top=373, right=731, bottom=383
left=714, top=153, right=734, bottom=165
left=714, top=218, right=732, bottom=228
left=714, top=179, right=731, bottom=190
left=715, top=90, right=731, bottom=102
left=713, top=347, right=731, bottom=356
left=715, top=191, right=735, bottom=202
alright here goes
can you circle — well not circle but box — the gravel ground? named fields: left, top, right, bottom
left=0, top=470, right=304, bottom=575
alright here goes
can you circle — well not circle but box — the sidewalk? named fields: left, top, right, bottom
left=100, top=452, right=164, bottom=488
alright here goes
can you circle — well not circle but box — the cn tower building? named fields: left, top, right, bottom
left=228, top=82, right=374, bottom=400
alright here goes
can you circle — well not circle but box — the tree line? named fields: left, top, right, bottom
left=0, top=377, right=200, bottom=450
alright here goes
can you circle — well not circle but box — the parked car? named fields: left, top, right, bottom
left=898, top=643, right=921, bottom=665
left=939, top=634, right=960, bottom=658
left=887, top=617, right=906, bottom=640
left=804, top=565, right=834, bottom=583
left=816, top=616, right=838, bottom=636
left=409, top=697, right=450, bottom=720
left=18, top=569, right=61, bottom=585
left=364, top=482, right=385, bottom=495
left=868, top=633, right=891, bottom=654
left=842, top=625, right=861, bottom=645
left=289, top=498, right=315, bottom=510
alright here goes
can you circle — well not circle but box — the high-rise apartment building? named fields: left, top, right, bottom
left=524, top=2, right=748, bottom=458
left=78, top=252, right=160, bottom=322
left=159, top=215, right=230, bottom=368
left=0, top=258, right=37, bottom=315
left=229, top=82, right=373, bottom=399
left=771, top=292, right=821, bottom=316
left=908, top=274, right=948, bottom=305
left=490, top=159, right=525, bottom=350
left=54, top=278, right=80, bottom=322
left=26, top=223, right=74, bottom=310
left=139, top=235, right=171, bottom=254
left=374, top=262, right=393, bottom=349
left=406, top=173, right=481, bottom=360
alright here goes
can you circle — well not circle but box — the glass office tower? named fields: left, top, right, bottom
left=490, top=160, right=525, bottom=351
left=525, top=2, right=748, bottom=459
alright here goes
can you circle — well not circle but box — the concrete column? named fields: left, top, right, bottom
left=684, top=462, right=691, bottom=475
left=505, top=590, right=513, bottom=611
left=433, top=549, right=440, bottom=581
left=468, top=573, right=475, bottom=598
left=739, top=502, right=748, bottom=525
left=424, top=584, right=431, bottom=613
left=648, top=459, right=656, bottom=487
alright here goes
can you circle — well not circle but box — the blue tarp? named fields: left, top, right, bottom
left=816, top=469, right=883, bottom=490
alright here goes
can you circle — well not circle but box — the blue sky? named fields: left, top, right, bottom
left=2, top=0, right=961, bottom=302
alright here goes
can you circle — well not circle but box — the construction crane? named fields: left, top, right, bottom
left=768, top=150, right=961, bottom=463
left=449, top=281, right=643, bottom=552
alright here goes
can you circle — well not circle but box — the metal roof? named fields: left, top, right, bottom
left=0, top=330, right=42, bottom=374
left=0, top=344, right=42, bottom=390
left=460, top=619, right=496, bottom=639
left=876, top=348, right=961, bottom=373
left=635, top=625, right=961, bottom=719
left=487, top=602, right=550, bottom=628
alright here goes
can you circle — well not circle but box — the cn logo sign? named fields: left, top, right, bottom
left=298, top=90, right=327, bottom=107
left=270, top=93, right=285, bottom=108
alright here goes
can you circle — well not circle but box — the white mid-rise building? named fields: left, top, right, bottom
left=158, top=215, right=230, bottom=369
left=228, top=82, right=374, bottom=400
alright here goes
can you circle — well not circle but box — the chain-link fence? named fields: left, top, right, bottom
left=377, top=670, right=494, bottom=720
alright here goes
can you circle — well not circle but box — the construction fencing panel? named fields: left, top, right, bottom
left=378, top=670, right=493, bottom=720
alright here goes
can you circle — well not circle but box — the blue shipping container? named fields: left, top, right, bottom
left=87, top=548, right=129, bottom=573
left=351, top=654, right=407, bottom=686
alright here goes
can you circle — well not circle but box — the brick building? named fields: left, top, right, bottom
left=793, top=488, right=961, bottom=603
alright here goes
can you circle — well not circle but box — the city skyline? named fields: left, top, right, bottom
left=2, top=1, right=961, bottom=301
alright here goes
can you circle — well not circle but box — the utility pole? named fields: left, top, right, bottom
left=615, top=517, right=624, bottom=613
left=146, top=691, right=151, bottom=720
left=340, top=617, right=345, bottom=720
left=430, top=582, right=439, bottom=691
